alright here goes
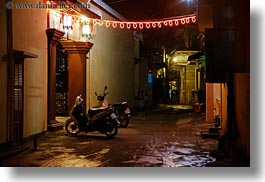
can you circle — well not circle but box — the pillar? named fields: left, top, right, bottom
left=206, top=83, right=214, bottom=123
left=61, top=40, right=93, bottom=112
left=46, top=28, right=64, bottom=131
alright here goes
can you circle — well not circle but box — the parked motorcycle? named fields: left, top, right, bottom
left=65, top=95, right=119, bottom=138
left=95, top=86, right=131, bottom=128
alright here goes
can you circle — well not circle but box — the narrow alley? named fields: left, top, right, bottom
left=0, top=105, right=226, bottom=167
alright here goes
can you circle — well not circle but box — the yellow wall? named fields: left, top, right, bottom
left=89, top=10, right=135, bottom=108
left=0, top=0, right=7, bottom=143
left=13, top=0, right=48, bottom=137
left=234, top=73, right=250, bottom=155
left=186, top=65, right=197, bottom=104
left=206, top=83, right=221, bottom=123
left=213, top=83, right=221, bottom=116
left=221, top=83, right=228, bottom=133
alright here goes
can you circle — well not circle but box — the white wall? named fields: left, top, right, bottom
left=13, top=0, right=48, bottom=137
left=89, top=11, right=135, bottom=108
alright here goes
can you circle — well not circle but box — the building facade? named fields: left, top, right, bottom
left=0, top=0, right=137, bottom=156
left=201, top=0, right=250, bottom=165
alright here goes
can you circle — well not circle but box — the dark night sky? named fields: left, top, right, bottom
left=102, top=0, right=195, bottom=20
left=102, top=0, right=198, bottom=52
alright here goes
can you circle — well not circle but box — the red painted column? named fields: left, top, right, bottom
left=46, top=28, right=65, bottom=130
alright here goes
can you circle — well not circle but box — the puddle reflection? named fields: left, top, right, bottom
left=135, top=141, right=216, bottom=167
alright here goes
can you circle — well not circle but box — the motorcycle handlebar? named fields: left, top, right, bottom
left=75, top=95, right=84, bottom=105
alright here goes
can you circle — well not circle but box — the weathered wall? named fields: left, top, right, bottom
left=234, top=73, right=250, bottom=156
left=0, top=0, right=7, bottom=143
left=206, top=83, right=221, bottom=123
left=213, top=83, right=221, bottom=116
left=179, top=66, right=186, bottom=105
left=206, top=83, right=213, bottom=122
left=13, top=0, right=47, bottom=137
left=89, top=11, right=135, bottom=108
left=185, top=65, right=197, bottom=104
left=221, top=83, right=228, bottom=133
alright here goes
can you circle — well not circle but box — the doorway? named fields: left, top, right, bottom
left=55, top=44, right=69, bottom=116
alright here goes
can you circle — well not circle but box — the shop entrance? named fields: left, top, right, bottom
left=55, top=44, right=69, bottom=116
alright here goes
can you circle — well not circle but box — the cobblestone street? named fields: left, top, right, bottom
left=0, top=105, right=223, bottom=167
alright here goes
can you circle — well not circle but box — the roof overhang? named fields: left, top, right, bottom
left=90, top=0, right=127, bottom=20
left=170, top=51, right=199, bottom=65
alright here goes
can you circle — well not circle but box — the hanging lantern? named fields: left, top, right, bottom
left=82, top=24, right=91, bottom=36
left=63, top=15, right=73, bottom=29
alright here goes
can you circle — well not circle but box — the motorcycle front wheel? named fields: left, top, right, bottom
left=105, top=120, right=118, bottom=138
left=119, top=112, right=129, bottom=128
left=65, top=118, right=80, bottom=136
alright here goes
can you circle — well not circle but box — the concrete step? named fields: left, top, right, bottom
left=209, top=127, right=222, bottom=133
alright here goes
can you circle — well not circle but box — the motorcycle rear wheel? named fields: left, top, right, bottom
left=105, top=120, right=118, bottom=138
left=65, top=118, right=80, bottom=136
left=119, top=112, right=129, bottom=128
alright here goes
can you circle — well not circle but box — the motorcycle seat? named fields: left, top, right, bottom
left=90, top=106, right=108, bottom=111
left=111, top=102, right=127, bottom=107
left=88, top=106, right=110, bottom=118
left=111, top=103, right=121, bottom=107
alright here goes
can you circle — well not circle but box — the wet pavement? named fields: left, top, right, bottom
left=0, top=105, right=226, bottom=167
